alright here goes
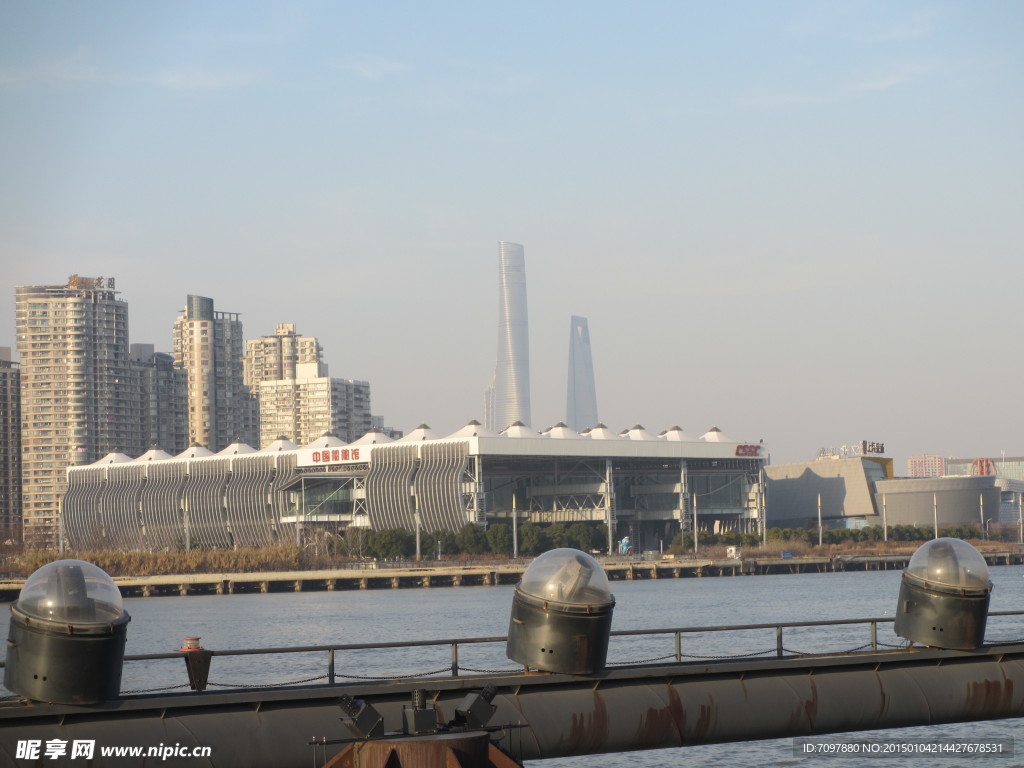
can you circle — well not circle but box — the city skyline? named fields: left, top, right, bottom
left=1, top=3, right=1022, bottom=471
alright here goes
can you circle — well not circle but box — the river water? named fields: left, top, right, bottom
left=8, top=565, right=1024, bottom=767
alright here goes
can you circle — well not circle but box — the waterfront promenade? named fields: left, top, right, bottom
left=3, top=550, right=1023, bottom=601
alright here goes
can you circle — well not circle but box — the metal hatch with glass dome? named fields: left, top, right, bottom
left=506, top=548, right=615, bottom=674
left=894, top=537, right=992, bottom=650
left=5, top=559, right=131, bottom=704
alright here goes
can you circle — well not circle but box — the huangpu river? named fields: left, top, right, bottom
left=7, top=565, right=1024, bottom=767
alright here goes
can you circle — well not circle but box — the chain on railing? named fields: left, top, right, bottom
left=90, top=610, right=1024, bottom=694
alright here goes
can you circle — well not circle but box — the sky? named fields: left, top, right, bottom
left=0, top=1, right=1021, bottom=470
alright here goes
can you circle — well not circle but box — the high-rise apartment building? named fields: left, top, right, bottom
left=245, top=324, right=371, bottom=445
left=484, top=241, right=531, bottom=432
left=128, top=344, right=187, bottom=455
left=907, top=454, right=947, bottom=478
left=0, top=348, right=21, bottom=543
left=565, top=316, right=599, bottom=432
left=172, top=295, right=257, bottom=451
left=257, top=377, right=372, bottom=445
left=15, top=276, right=130, bottom=547
left=244, top=323, right=323, bottom=386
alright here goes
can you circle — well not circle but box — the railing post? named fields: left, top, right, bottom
left=328, top=649, right=335, bottom=685
left=776, top=626, right=783, bottom=658
left=451, top=642, right=459, bottom=677
left=870, top=621, right=878, bottom=651
left=674, top=631, right=682, bottom=662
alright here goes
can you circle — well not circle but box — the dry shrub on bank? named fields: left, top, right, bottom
left=11, top=546, right=309, bottom=577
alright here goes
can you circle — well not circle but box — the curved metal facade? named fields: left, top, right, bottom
left=64, top=454, right=298, bottom=551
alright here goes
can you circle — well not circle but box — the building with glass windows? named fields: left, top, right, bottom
left=63, top=422, right=768, bottom=552
left=566, top=316, right=598, bottom=432
left=0, top=348, right=20, bottom=543
left=484, top=241, right=531, bottom=432
left=16, top=277, right=131, bottom=548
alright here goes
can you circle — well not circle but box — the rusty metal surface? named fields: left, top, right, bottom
left=2, top=644, right=1024, bottom=766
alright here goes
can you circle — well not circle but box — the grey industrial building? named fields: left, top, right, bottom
left=764, top=458, right=1007, bottom=533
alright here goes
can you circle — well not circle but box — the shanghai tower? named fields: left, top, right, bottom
left=485, top=241, right=531, bottom=431
left=566, top=315, right=599, bottom=431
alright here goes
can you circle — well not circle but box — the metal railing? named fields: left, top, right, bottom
left=3, top=611, right=1022, bottom=695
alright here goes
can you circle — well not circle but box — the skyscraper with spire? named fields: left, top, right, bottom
left=484, top=241, right=531, bottom=432
left=566, top=315, right=599, bottom=431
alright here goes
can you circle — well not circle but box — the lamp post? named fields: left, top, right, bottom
left=693, top=492, right=699, bottom=555
left=882, top=493, right=888, bottom=542
left=512, top=493, right=519, bottom=559
left=817, top=493, right=823, bottom=548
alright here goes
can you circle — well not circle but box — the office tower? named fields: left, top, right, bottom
left=172, top=295, right=257, bottom=451
left=565, top=316, right=599, bottom=432
left=15, top=276, right=130, bottom=547
left=244, top=323, right=324, bottom=386
left=907, top=454, right=947, bottom=478
left=485, top=241, right=531, bottom=431
left=128, top=344, right=188, bottom=455
left=0, top=348, right=21, bottom=543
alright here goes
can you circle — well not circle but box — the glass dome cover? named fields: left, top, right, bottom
left=519, top=548, right=613, bottom=605
left=905, top=538, right=991, bottom=591
left=16, top=559, right=126, bottom=625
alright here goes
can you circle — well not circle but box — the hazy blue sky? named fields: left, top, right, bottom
left=1, top=1, right=1021, bottom=468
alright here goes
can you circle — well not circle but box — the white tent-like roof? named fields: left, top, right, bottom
left=700, top=427, right=735, bottom=443
left=304, top=434, right=347, bottom=450
left=94, top=451, right=133, bottom=465
left=260, top=437, right=300, bottom=452
left=584, top=424, right=622, bottom=440
left=661, top=426, right=698, bottom=442
left=133, top=448, right=175, bottom=462
left=542, top=422, right=580, bottom=439
left=445, top=420, right=499, bottom=439
left=217, top=441, right=257, bottom=456
left=501, top=421, right=540, bottom=438
left=622, top=424, right=659, bottom=441
left=351, top=429, right=394, bottom=446
left=397, top=424, right=440, bottom=442
left=176, top=445, right=214, bottom=459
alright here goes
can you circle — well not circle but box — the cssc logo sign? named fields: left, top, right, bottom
left=735, top=444, right=761, bottom=457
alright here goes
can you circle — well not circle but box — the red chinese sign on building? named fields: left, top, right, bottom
left=311, top=448, right=361, bottom=463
